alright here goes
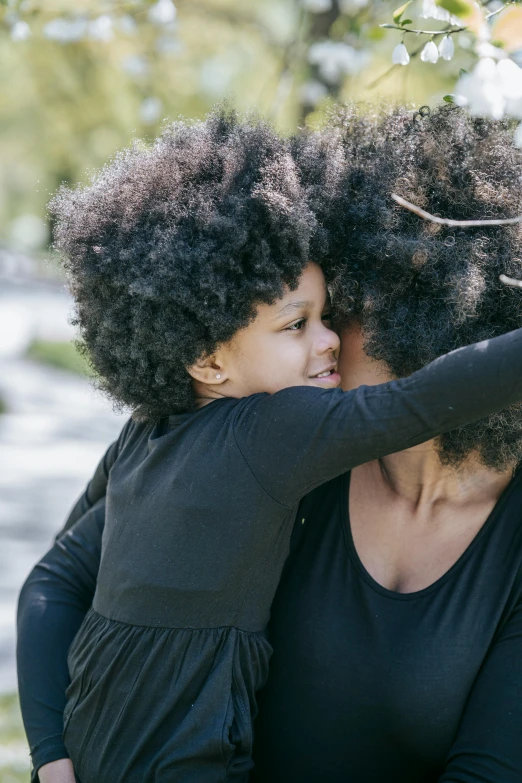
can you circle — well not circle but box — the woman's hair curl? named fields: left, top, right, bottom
left=298, top=103, right=522, bottom=470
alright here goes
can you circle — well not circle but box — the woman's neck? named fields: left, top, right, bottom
left=339, top=324, right=515, bottom=509
left=350, top=446, right=516, bottom=593
left=377, top=441, right=514, bottom=511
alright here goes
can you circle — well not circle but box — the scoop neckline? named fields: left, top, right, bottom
left=341, top=467, right=521, bottom=601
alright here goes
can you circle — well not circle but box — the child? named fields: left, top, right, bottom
left=20, top=108, right=522, bottom=783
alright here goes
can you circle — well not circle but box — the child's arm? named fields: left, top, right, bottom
left=234, top=328, right=522, bottom=507
left=17, top=499, right=104, bottom=781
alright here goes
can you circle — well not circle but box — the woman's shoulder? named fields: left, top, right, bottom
left=298, top=471, right=348, bottom=510
left=490, top=467, right=522, bottom=538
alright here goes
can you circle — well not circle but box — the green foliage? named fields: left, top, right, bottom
left=435, top=0, right=473, bottom=18
left=26, top=339, right=94, bottom=377
left=0, top=693, right=30, bottom=783
left=366, top=25, right=386, bottom=40
left=0, top=0, right=468, bottom=252
left=392, top=1, right=412, bottom=25
left=0, top=0, right=297, bottom=246
left=0, top=395, right=6, bottom=414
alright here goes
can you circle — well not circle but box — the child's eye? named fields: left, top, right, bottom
left=285, top=318, right=306, bottom=331
left=322, top=312, right=332, bottom=323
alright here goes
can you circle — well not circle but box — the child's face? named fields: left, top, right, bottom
left=191, top=262, right=341, bottom=400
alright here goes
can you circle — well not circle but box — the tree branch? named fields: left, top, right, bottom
left=270, top=3, right=307, bottom=121
left=380, top=24, right=465, bottom=35
left=500, top=274, right=522, bottom=288
left=486, top=4, right=511, bottom=20
left=392, top=193, right=522, bottom=227
left=371, top=3, right=509, bottom=91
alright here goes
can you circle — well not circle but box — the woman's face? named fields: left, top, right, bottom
left=339, top=323, right=394, bottom=391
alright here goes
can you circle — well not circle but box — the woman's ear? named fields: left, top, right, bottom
left=187, top=353, right=227, bottom=386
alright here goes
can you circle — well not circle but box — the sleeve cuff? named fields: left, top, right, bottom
left=30, top=735, right=69, bottom=782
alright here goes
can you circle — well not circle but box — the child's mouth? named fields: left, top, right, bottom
left=310, top=367, right=341, bottom=387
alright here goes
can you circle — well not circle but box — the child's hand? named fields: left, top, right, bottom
left=38, top=758, right=76, bottom=783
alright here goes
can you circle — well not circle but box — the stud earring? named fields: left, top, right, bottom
left=216, top=374, right=221, bottom=379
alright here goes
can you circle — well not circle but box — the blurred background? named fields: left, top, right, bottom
left=0, top=0, right=480, bottom=778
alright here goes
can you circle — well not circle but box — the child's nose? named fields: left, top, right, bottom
left=316, top=324, right=340, bottom=355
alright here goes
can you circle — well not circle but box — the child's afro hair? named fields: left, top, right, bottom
left=293, top=103, right=522, bottom=470
left=50, top=106, right=316, bottom=419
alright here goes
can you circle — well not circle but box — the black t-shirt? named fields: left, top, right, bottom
left=252, top=469, right=522, bottom=783
left=15, top=328, right=522, bottom=779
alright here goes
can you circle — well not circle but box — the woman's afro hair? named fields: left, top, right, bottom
left=293, top=103, right=522, bottom=471
left=50, top=106, right=316, bottom=419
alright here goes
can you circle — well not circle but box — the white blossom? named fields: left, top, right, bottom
left=308, top=40, right=370, bottom=83
left=156, top=35, right=183, bottom=55
left=200, top=58, right=234, bottom=95
left=301, top=0, right=332, bottom=12
left=43, top=17, right=88, bottom=43
left=122, top=55, right=149, bottom=79
left=140, top=97, right=163, bottom=125
left=10, top=20, right=31, bottom=41
left=438, top=36, right=454, bottom=61
left=476, top=41, right=505, bottom=60
left=497, top=58, right=522, bottom=118
left=392, top=43, right=409, bottom=66
left=88, top=15, right=113, bottom=42
left=458, top=33, right=473, bottom=50
left=4, top=10, right=18, bottom=27
left=9, top=214, right=47, bottom=251
left=454, top=57, right=522, bottom=120
left=420, top=41, right=439, bottom=64
left=148, top=0, right=177, bottom=25
left=421, top=0, right=460, bottom=25
left=116, top=15, right=138, bottom=35
left=454, top=58, right=502, bottom=118
left=300, top=80, right=328, bottom=105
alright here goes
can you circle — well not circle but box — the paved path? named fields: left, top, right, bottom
left=0, top=277, right=125, bottom=693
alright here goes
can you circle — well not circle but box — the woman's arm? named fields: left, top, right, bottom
left=235, top=328, right=522, bottom=507
left=17, top=499, right=105, bottom=780
left=438, top=586, right=522, bottom=782
left=37, top=758, right=75, bottom=783
left=16, top=420, right=135, bottom=779
left=17, top=418, right=136, bottom=778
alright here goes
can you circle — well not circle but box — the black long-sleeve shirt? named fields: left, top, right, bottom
left=16, top=329, right=522, bottom=780
left=252, top=469, right=522, bottom=782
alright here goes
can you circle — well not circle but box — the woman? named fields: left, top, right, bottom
left=252, top=105, right=522, bottom=782
left=17, top=104, right=522, bottom=783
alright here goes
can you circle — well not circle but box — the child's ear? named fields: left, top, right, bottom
left=187, top=353, right=227, bottom=386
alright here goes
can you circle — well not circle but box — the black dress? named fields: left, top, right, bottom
left=16, top=330, right=522, bottom=782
